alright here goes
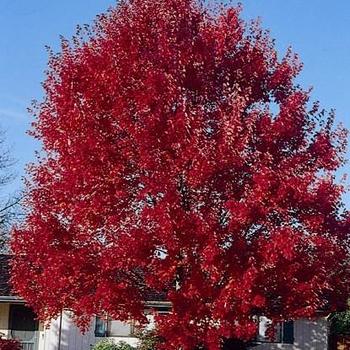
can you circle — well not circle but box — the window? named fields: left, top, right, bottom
left=9, top=305, right=39, bottom=333
left=282, top=321, right=294, bottom=344
left=94, top=304, right=171, bottom=337
left=9, top=305, right=39, bottom=350
left=144, top=306, right=171, bottom=316
left=95, top=317, right=135, bottom=337
left=257, top=316, right=294, bottom=344
left=94, top=317, right=107, bottom=337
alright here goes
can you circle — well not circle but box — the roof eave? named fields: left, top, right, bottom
left=0, top=296, right=25, bottom=303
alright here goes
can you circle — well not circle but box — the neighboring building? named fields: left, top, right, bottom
left=253, top=316, right=329, bottom=350
left=0, top=255, right=330, bottom=350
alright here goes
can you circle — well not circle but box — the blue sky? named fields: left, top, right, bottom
left=0, top=0, right=349, bottom=201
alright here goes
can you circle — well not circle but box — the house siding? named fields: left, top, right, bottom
left=0, top=304, right=330, bottom=350
left=41, top=310, right=139, bottom=350
left=43, top=313, right=329, bottom=350
left=42, top=310, right=95, bottom=350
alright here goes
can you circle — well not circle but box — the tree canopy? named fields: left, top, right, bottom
left=11, top=0, right=350, bottom=349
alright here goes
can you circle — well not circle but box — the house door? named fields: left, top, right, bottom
left=9, top=304, right=39, bottom=350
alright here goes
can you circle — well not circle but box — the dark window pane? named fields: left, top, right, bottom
left=9, top=305, right=38, bottom=332
left=95, top=317, right=107, bottom=337
left=282, top=321, right=294, bottom=344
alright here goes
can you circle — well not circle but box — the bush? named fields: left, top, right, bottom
left=136, top=330, right=160, bottom=350
left=0, top=338, right=22, bottom=350
left=330, top=311, right=350, bottom=335
left=92, top=340, right=135, bottom=350
left=92, top=331, right=160, bottom=350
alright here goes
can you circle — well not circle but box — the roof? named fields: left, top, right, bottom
left=0, top=254, right=23, bottom=302
left=0, top=254, right=12, bottom=296
left=0, top=254, right=166, bottom=303
left=144, top=289, right=167, bottom=302
left=115, top=268, right=167, bottom=302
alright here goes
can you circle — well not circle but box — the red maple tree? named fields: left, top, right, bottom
left=11, top=0, right=350, bottom=349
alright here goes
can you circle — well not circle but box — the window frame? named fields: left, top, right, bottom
left=256, top=317, right=294, bottom=345
left=94, top=317, right=136, bottom=338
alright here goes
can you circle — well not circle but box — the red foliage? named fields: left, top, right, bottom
left=0, top=338, right=21, bottom=350
left=11, top=0, right=350, bottom=349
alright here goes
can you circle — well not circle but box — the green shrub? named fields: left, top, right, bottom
left=330, top=311, right=350, bottom=335
left=136, top=330, right=160, bottom=350
left=92, top=340, right=135, bottom=350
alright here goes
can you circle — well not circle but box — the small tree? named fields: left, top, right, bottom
left=11, top=0, right=350, bottom=349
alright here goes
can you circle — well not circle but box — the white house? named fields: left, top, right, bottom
left=0, top=255, right=330, bottom=350
left=252, top=316, right=329, bottom=350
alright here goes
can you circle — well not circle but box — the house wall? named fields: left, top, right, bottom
left=252, top=318, right=329, bottom=350
left=42, top=312, right=330, bottom=350
left=41, top=310, right=139, bottom=350
left=0, top=305, right=330, bottom=350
